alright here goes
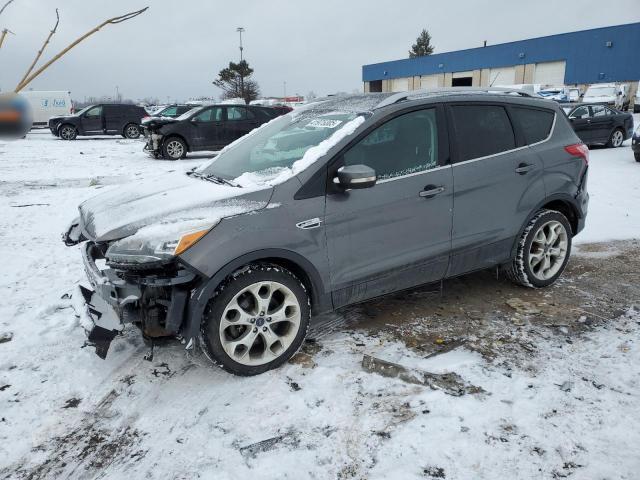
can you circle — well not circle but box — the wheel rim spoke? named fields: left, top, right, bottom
left=528, top=219, right=569, bottom=281
left=218, top=280, right=302, bottom=366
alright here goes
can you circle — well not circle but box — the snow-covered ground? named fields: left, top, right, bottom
left=0, top=127, right=639, bottom=479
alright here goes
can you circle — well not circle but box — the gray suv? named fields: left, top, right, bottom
left=64, top=89, right=589, bottom=376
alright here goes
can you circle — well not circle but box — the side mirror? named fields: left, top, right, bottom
left=333, top=165, right=377, bottom=190
left=190, top=117, right=200, bottom=123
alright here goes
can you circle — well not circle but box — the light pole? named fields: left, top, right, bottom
left=237, top=27, right=245, bottom=102
left=283, top=81, right=287, bottom=101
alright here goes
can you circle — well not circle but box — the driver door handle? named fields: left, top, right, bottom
left=419, top=185, right=445, bottom=198
left=515, top=163, right=535, bottom=175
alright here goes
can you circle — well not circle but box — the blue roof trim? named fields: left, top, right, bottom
left=362, top=22, right=640, bottom=85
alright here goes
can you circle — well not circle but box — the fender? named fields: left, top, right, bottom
left=509, top=192, right=582, bottom=260
left=182, top=248, right=331, bottom=343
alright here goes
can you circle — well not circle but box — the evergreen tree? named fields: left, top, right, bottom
left=409, top=29, right=435, bottom=58
left=213, top=60, right=260, bottom=103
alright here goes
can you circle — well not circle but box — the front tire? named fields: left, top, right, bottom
left=123, top=123, right=141, bottom=139
left=200, top=264, right=310, bottom=376
left=505, top=210, right=572, bottom=288
left=59, top=124, right=77, bottom=140
left=161, top=136, right=187, bottom=160
left=635, top=152, right=640, bottom=163
left=607, top=128, right=624, bottom=148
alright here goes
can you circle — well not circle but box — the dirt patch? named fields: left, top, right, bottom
left=335, top=239, right=640, bottom=365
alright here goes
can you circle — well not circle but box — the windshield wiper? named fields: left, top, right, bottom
left=186, top=169, right=240, bottom=188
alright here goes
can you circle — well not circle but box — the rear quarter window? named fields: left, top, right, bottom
left=450, top=105, right=515, bottom=162
left=510, top=107, right=555, bottom=144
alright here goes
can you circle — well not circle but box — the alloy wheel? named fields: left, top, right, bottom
left=218, top=281, right=302, bottom=366
left=126, top=125, right=140, bottom=138
left=60, top=126, right=75, bottom=140
left=612, top=130, right=624, bottom=147
left=165, top=140, right=184, bottom=159
left=528, top=220, right=568, bottom=281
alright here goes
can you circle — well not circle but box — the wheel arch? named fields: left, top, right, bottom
left=162, top=132, right=191, bottom=152
left=183, top=248, right=331, bottom=342
left=509, top=194, right=581, bottom=260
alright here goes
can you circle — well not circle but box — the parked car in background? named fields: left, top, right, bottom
left=142, top=104, right=287, bottom=160
left=583, top=83, right=629, bottom=110
left=49, top=104, right=147, bottom=140
left=19, top=90, right=73, bottom=128
left=564, top=104, right=633, bottom=147
left=538, top=87, right=570, bottom=103
left=568, top=88, right=582, bottom=103
left=632, top=125, right=640, bottom=162
left=143, top=104, right=195, bottom=120
left=65, top=89, right=589, bottom=375
left=634, top=84, right=640, bottom=113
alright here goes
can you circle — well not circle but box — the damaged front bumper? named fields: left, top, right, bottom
left=75, top=241, right=196, bottom=359
left=142, top=131, right=163, bottom=157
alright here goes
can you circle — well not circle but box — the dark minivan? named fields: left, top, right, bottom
left=50, top=103, right=147, bottom=140
left=142, top=104, right=284, bottom=160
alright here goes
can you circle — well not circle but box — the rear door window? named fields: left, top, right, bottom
left=450, top=105, right=515, bottom=162
left=227, top=107, right=247, bottom=120
left=510, top=107, right=555, bottom=144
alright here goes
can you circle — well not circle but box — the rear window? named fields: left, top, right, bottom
left=450, top=105, right=515, bottom=162
left=510, top=107, right=555, bottom=144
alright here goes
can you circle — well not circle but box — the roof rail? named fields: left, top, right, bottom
left=374, top=87, right=535, bottom=109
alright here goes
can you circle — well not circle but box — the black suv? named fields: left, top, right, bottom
left=49, top=104, right=147, bottom=140
left=142, top=104, right=284, bottom=160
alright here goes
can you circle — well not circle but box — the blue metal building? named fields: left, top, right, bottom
left=362, top=22, right=639, bottom=92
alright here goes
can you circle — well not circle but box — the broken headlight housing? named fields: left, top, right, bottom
left=105, top=227, right=213, bottom=265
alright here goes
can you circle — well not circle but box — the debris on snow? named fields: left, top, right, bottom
left=505, top=298, right=542, bottom=315
left=0, top=332, right=13, bottom=344
left=239, top=431, right=300, bottom=460
left=361, top=354, right=483, bottom=396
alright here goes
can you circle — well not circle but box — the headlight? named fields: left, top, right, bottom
left=106, top=227, right=210, bottom=264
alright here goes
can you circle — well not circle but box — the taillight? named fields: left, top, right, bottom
left=564, top=143, right=589, bottom=165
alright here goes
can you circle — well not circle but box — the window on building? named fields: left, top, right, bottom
left=510, top=107, right=555, bottom=144
left=450, top=105, right=515, bottom=161
left=343, top=108, right=438, bottom=180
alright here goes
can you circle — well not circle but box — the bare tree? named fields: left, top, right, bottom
left=0, top=0, right=16, bottom=50
left=14, top=7, right=148, bottom=92
left=16, top=8, right=59, bottom=88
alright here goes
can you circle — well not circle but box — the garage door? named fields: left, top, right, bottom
left=488, top=67, right=516, bottom=86
left=534, top=61, right=566, bottom=85
left=391, top=78, right=409, bottom=92
left=421, top=74, right=440, bottom=89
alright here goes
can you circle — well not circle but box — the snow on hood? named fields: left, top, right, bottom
left=79, top=171, right=270, bottom=241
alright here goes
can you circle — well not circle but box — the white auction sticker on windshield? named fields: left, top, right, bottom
left=307, top=119, right=342, bottom=129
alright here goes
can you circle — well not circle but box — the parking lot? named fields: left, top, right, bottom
left=0, top=124, right=639, bottom=479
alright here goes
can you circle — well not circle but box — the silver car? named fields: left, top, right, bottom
left=64, top=89, right=589, bottom=376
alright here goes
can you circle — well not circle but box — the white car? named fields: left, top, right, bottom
left=583, top=83, right=629, bottom=110
left=634, top=83, right=640, bottom=113
left=18, top=90, right=73, bottom=128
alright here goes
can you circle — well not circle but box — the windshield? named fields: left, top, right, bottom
left=197, top=110, right=362, bottom=182
left=585, top=87, right=615, bottom=97
left=176, top=107, right=202, bottom=121
left=74, top=105, right=95, bottom=116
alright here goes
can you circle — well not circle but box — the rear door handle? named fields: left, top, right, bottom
left=419, top=185, right=445, bottom=198
left=515, top=163, right=535, bottom=175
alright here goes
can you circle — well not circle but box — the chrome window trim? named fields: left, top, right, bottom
left=377, top=163, right=451, bottom=184
left=452, top=111, right=557, bottom=168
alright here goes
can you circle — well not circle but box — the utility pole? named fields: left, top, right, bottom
left=237, top=27, right=245, bottom=102
left=283, top=81, right=287, bottom=101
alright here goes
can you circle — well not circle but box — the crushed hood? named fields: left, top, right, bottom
left=79, top=171, right=271, bottom=242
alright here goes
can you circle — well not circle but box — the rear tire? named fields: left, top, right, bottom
left=200, top=264, right=311, bottom=376
left=59, top=124, right=77, bottom=140
left=504, top=210, right=572, bottom=288
left=123, top=123, right=140, bottom=139
left=161, top=136, right=187, bottom=160
left=606, top=128, right=624, bottom=148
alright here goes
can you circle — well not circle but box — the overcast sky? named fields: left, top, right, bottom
left=1, top=0, right=639, bottom=102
